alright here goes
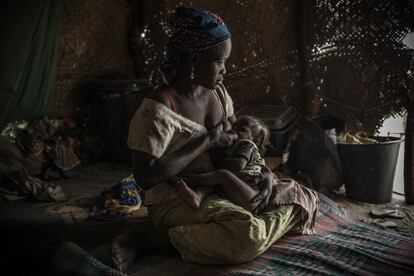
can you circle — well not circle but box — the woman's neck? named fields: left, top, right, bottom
left=172, top=72, right=204, bottom=98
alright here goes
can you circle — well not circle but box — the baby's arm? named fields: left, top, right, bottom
left=182, top=170, right=260, bottom=212
left=209, top=145, right=248, bottom=172
left=215, top=157, right=247, bottom=172
left=260, top=165, right=273, bottom=178
left=211, top=139, right=253, bottom=172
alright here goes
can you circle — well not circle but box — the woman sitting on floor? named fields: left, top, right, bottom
left=111, top=7, right=319, bottom=272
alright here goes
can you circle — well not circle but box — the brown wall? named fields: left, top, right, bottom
left=49, top=0, right=133, bottom=117
left=49, top=0, right=301, bottom=118
left=129, top=0, right=301, bottom=111
left=49, top=1, right=411, bottom=133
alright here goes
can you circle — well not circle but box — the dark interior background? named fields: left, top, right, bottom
left=49, top=0, right=413, bottom=133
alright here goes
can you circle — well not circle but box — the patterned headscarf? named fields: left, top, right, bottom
left=161, top=7, right=231, bottom=84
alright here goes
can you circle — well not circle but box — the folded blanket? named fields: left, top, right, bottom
left=270, top=177, right=319, bottom=235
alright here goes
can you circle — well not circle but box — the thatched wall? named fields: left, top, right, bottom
left=49, top=0, right=132, bottom=117
left=128, top=0, right=301, bottom=110
left=50, top=0, right=413, bottom=132
left=308, top=0, right=413, bottom=132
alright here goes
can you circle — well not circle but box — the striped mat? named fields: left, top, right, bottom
left=56, top=194, right=414, bottom=275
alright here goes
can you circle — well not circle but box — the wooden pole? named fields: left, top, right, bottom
left=296, top=0, right=319, bottom=117
left=405, top=103, right=414, bottom=204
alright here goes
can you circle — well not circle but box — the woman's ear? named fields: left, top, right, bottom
left=190, top=52, right=200, bottom=64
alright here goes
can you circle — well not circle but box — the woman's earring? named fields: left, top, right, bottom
left=190, top=67, right=194, bottom=80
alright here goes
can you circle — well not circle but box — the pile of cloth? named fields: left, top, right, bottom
left=89, top=175, right=144, bottom=220
left=0, top=135, right=67, bottom=202
left=12, top=117, right=81, bottom=178
left=0, top=116, right=85, bottom=202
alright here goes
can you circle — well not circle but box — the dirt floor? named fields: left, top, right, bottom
left=332, top=188, right=414, bottom=238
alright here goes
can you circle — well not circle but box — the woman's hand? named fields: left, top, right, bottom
left=208, top=123, right=238, bottom=149
left=251, top=173, right=274, bottom=214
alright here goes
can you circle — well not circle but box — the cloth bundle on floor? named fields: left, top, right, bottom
left=0, top=136, right=67, bottom=202
left=89, top=175, right=144, bottom=220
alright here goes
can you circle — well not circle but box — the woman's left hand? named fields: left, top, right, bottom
left=251, top=174, right=274, bottom=214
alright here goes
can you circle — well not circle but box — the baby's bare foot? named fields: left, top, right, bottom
left=176, top=180, right=202, bottom=209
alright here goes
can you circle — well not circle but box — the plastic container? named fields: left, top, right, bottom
left=236, top=105, right=299, bottom=156
left=337, top=136, right=403, bottom=203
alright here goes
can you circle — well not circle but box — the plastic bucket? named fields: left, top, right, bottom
left=337, top=136, right=403, bottom=203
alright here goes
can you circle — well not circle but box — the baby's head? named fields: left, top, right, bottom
left=233, top=115, right=270, bottom=155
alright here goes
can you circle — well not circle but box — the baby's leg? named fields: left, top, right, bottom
left=175, top=179, right=214, bottom=209
left=183, top=170, right=261, bottom=212
left=214, top=170, right=261, bottom=212
left=176, top=170, right=237, bottom=208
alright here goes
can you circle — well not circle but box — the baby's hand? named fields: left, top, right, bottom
left=251, top=174, right=274, bottom=214
left=208, top=123, right=238, bottom=149
left=242, top=173, right=265, bottom=186
left=221, top=119, right=233, bottom=132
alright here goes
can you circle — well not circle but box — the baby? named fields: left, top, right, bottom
left=175, top=115, right=272, bottom=212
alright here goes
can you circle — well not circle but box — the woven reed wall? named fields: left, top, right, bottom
left=49, top=0, right=132, bottom=117
left=50, top=0, right=413, bottom=133
left=129, top=0, right=302, bottom=110
left=308, top=0, right=413, bottom=132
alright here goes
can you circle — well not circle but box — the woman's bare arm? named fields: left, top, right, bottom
left=132, top=124, right=237, bottom=190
